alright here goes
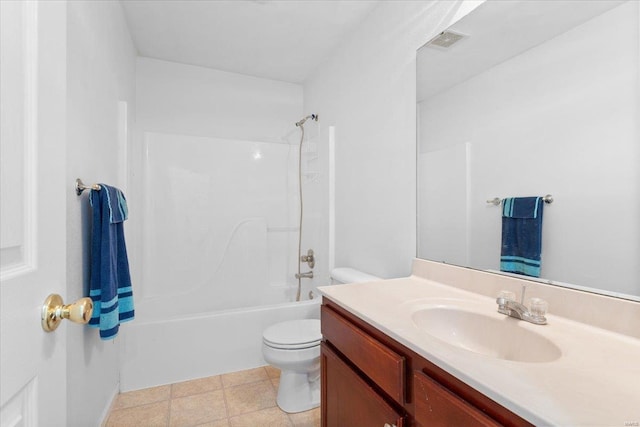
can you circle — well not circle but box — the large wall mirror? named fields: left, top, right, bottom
left=417, top=0, right=639, bottom=300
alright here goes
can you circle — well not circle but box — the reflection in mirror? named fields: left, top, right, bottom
left=417, top=0, right=639, bottom=300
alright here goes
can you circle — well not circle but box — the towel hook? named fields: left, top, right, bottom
left=75, top=178, right=101, bottom=196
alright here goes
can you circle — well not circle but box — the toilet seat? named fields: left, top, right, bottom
left=263, top=319, right=321, bottom=350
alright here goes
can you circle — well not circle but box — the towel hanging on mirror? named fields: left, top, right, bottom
left=500, top=197, right=544, bottom=277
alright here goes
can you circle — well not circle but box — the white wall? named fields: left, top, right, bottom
left=135, top=57, right=302, bottom=143
left=66, top=1, right=137, bottom=425
left=303, top=1, right=483, bottom=279
left=418, top=1, right=639, bottom=296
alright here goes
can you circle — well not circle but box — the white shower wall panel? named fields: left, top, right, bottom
left=130, top=56, right=304, bottom=292
left=140, top=131, right=299, bottom=315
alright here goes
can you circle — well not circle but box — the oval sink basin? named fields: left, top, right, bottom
left=412, top=306, right=561, bottom=363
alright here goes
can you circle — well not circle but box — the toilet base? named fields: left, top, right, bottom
left=276, top=369, right=321, bottom=413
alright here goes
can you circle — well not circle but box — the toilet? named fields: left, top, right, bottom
left=329, top=267, right=381, bottom=285
left=261, top=267, right=380, bottom=413
left=262, top=319, right=322, bottom=413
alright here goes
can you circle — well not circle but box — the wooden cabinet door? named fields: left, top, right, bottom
left=414, top=371, right=501, bottom=427
left=322, top=342, right=405, bottom=427
left=321, top=305, right=405, bottom=403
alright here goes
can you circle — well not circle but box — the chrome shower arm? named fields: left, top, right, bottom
left=295, top=114, right=318, bottom=127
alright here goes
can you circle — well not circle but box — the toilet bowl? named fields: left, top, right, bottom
left=262, top=319, right=322, bottom=413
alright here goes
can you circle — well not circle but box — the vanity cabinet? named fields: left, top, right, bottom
left=413, top=370, right=500, bottom=427
left=322, top=343, right=406, bottom=427
left=321, top=299, right=533, bottom=427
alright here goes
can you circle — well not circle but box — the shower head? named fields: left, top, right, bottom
left=295, top=114, right=318, bottom=127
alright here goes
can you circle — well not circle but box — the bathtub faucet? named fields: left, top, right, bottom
left=301, top=249, right=315, bottom=268
left=295, top=271, right=314, bottom=279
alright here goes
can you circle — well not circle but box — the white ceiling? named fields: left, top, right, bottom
left=120, top=0, right=379, bottom=84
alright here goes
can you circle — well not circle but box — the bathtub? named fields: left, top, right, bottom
left=119, top=297, right=320, bottom=392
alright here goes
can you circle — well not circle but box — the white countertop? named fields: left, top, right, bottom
left=318, top=276, right=640, bottom=426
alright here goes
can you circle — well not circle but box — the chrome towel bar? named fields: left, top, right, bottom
left=487, top=194, right=553, bottom=206
left=75, top=178, right=101, bottom=196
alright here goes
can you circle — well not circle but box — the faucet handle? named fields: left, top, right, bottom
left=497, top=290, right=516, bottom=302
left=529, top=298, right=548, bottom=318
left=496, top=290, right=516, bottom=315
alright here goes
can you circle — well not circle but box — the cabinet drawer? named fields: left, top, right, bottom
left=414, top=370, right=501, bottom=427
left=322, top=343, right=405, bottom=427
left=321, top=305, right=405, bottom=403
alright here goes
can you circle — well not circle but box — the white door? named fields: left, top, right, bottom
left=1, top=1, right=68, bottom=426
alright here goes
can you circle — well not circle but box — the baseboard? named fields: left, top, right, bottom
left=98, top=382, right=120, bottom=427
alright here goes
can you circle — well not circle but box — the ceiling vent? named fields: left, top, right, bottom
left=426, top=30, right=467, bottom=49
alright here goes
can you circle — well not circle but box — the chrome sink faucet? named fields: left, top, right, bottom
left=496, top=285, right=548, bottom=325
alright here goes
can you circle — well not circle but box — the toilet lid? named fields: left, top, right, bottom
left=263, top=319, right=321, bottom=350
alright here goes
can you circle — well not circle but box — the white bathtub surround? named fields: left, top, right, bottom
left=318, top=258, right=640, bottom=426
left=138, top=132, right=301, bottom=308
left=131, top=57, right=307, bottom=292
left=120, top=55, right=330, bottom=392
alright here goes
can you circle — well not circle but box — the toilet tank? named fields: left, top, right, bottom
left=330, top=268, right=380, bottom=285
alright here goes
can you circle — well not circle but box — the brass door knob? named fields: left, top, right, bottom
left=41, top=294, right=93, bottom=332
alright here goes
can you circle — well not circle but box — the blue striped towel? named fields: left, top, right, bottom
left=500, top=197, right=544, bottom=277
left=88, top=184, right=134, bottom=340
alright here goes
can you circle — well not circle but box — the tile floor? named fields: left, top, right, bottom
left=103, top=366, right=321, bottom=427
